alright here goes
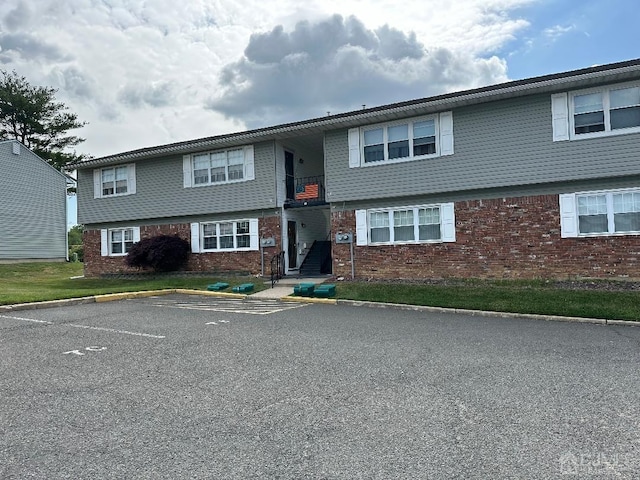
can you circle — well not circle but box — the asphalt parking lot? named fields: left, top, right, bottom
left=1, top=294, right=640, bottom=479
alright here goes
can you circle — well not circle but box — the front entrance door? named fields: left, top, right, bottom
left=287, top=220, right=297, bottom=269
left=285, top=151, right=295, bottom=201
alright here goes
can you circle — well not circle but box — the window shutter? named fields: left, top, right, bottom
left=440, top=202, right=456, bottom=242
left=551, top=93, right=570, bottom=142
left=94, top=170, right=101, bottom=199
left=132, top=226, right=141, bottom=243
left=127, top=163, right=136, bottom=194
left=348, top=128, right=361, bottom=168
left=249, top=219, right=259, bottom=250
left=183, top=155, right=192, bottom=188
left=355, top=209, right=368, bottom=246
left=244, top=145, right=255, bottom=180
left=559, top=194, right=578, bottom=238
left=100, top=229, right=108, bottom=256
left=190, top=222, right=201, bottom=253
left=439, top=111, right=454, bottom=156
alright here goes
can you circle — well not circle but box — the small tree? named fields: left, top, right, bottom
left=126, top=235, right=190, bottom=272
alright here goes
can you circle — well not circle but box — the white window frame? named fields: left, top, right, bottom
left=560, top=188, right=640, bottom=238
left=93, top=164, right=136, bottom=198
left=355, top=203, right=456, bottom=245
left=100, top=227, right=140, bottom=257
left=190, top=219, right=259, bottom=253
left=183, top=145, right=255, bottom=188
left=565, top=81, right=640, bottom=140
left=348, top=112, right=453, bottom=168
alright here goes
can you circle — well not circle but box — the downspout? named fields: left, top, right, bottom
left=350, top=230, right=355, bottom=280
left=65, top=187, right=70, bottom=262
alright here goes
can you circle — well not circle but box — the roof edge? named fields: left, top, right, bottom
left=73, top=58, right=640, bottom=168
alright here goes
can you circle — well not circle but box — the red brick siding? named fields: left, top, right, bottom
left=332, top=194, right=640, bottom=280
left=83, top=216, right=282, bottom=277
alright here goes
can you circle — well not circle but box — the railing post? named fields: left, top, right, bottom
left=270, top=251, right=285, bottom=287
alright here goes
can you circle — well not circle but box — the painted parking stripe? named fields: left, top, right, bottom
left=66, top=324, right=165, bottom=339
left=0, top=314, right=53, bottom=325
left=151, top=299, right=306, bottom=315
left=1, top=314, right=164, bottom=339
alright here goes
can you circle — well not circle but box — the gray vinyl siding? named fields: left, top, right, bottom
left=78, top=141, right=276, bottom=224
left=0, top=141, right=67, bottom=260
left=325, top=93, right=640, bottom=203
left=331, top=175, right=640, bottom=213
left=84, top=208, right=278, bottom=231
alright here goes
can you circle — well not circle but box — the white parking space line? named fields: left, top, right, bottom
left=66, top=324, right=165, bottom=339
left=0, top=314, right=53, bottom=325
left=1, top=314, right=164, bottom=339
left=151, top=300, right=306, bottom=315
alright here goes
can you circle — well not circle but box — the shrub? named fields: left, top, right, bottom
left=125, top=235, right=190, bottom=272
left=69, top=245, right=84, bottom=262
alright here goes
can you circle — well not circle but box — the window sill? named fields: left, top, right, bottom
left=577, top=231, right=640, bottom=238
left=569, top=126, right=640, bottom=141
left=368, top=240, right=444, bottom=246
left=361, top=153, right=440, bottom=168
left=200, top=248, right=254, bottom=253
left=191, top=178, right=249, bottom=188
left=99, top=193, right=133, bottom=199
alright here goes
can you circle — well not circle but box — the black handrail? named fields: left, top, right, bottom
left=270, top=251, right=285, bottom=287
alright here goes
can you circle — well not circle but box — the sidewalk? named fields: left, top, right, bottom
left=250, top=276, right=330, bottom=299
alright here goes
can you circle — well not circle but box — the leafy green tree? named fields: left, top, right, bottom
left=68, top=224, right=84, bottom=262
left=68, top=224, right=83, bottom=246
left=0, top=70, right=87, bottom=170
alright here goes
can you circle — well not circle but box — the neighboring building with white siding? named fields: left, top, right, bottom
left=0, top=140, right=68, bottom=262
left=74, top=59, right=640, bottom=280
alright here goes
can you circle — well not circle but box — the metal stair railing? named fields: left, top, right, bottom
left=270, top=251, right=285, bottom=287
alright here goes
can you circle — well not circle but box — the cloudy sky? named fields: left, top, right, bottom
left=1, top=0, right=637, bottom=163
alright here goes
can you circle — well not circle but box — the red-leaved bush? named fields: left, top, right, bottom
left=125, top=235, right=190, bottom=272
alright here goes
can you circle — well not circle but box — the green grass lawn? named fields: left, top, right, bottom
left=0, top=262, right=265, bottom=305
left=1, top=263, right=639, bottom=321
left=335, top=280, right=640, bottom=321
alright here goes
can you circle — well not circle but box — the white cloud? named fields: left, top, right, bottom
left=208, top=15, right=509, bottom=128
left=0, top=0, right=537, bottom=158
left=543, top=24, right=576, bottom=42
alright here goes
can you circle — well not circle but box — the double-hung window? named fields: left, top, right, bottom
left=573, top=87, right=640, bottom=134
left=350, top=112, right=453, bottom=167
left=362, top=118, right=437, bottom=164
left=193, top=149, right=243, bottom=185
left=94, top=164, right=136, bottom=198
left=553, top=82, right=640, bottom=141
left=192, top=219, right=257, bottom=252
left=110, top=228, right=134, bottom=255
left=355, top=203, right=456, bottom=245
left=100, top=227, right=140, bottom=256
left=184, top=146, right=255, bottom=188
left=560, top=189, right=640, bottom=237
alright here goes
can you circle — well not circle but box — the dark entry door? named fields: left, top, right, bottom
left=285, top=151, right=295, bottom=201
left=287, top=220, right=297, bottom=268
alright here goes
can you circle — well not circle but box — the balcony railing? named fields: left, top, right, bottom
left=285, top=175, right=326, bottom=208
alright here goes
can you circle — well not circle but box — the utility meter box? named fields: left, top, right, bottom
left=335, top=232, right=353, bottom=244
left=260, top=237, right=276, bottom=247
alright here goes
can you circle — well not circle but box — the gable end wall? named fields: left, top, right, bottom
left=0, top=142, right=67, bottom=261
